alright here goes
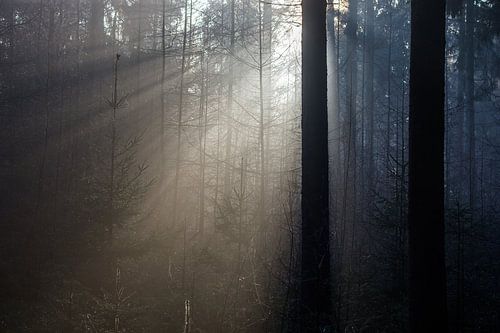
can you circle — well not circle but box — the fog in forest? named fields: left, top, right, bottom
left=0, top=0, right=498, bottom=332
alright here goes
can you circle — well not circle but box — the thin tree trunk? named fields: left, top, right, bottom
left=160, top=0, right=166, bottom=179
left=88, top=0, right=104, bottom=83
left=136, top=0, right=142, bottom=113
left=327, top=4, right=338, bottom=226
left=109, top=54, right=120, bottom=243
left=456, top=13, right=466, bottom=203
left=87, top=0, right=104, bottom=174
left=172, top=0, right=190, bottom=226
left=456, top=201, right=465, bottom=332
left=223, top=0, right=235, bottom=198
left=465, top=0, right=475, bottom=210
left=198, top=35, right=207, bottom=235
left=258, top=0, right=266, bottom=236
left=399, top=72, right=407, bottom=289
left=36, top=2, right=55, bottom=215
left=70, top=0, right=81, bottom=183
left=386, top=1, right=393, bottom=182
left=343, top=0, right=358, bottom=324
left=365, top=0, right=375, bottom=209
left=261, top=0, right=272, bottom=231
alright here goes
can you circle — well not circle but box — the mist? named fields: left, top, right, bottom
left=0, top=0, right=498, bottom=332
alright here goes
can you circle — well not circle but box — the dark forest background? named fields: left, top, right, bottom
left=0, top=0, right=499, bottom=332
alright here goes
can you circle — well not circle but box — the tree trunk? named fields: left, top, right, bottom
left=456, top=13, right=466, bottom=203
left=364, top=0, right=375, bottom=209
left=172, top=0, right=190, bottom=226
left=342, top=0, right=358, bottom=324
left=160, top=0, right=167, bottom=179
left=223, top=0, right=235, bottom=198
left=258, top=0, right=266, bottom=233
left=386, top=1, right=393, bottom=183
left=198, top=34, right=207, bottom=235
left=408, top=0, right=448, bottom=331
left=465, top=0, right=475, bottom=210
left=88, top=0, right=104, bottom=82
left=327, top=4, right=338, bottom=225
left=301, top=0, right=331, bottom=331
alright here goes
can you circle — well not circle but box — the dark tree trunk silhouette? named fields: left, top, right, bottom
left=408, top=0, right=448, bottom=331
left=456, top=12, right=466, bottom=202
left=301, top=0, right=331, bottom=331
left=465, top=0, right=476, bottom=210
left=364, top=0, right=375, bottom=208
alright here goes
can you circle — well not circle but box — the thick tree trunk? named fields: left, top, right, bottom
left=301, top=0, right=331, bottom=331
left=408, top=0, right=448, bottom=331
